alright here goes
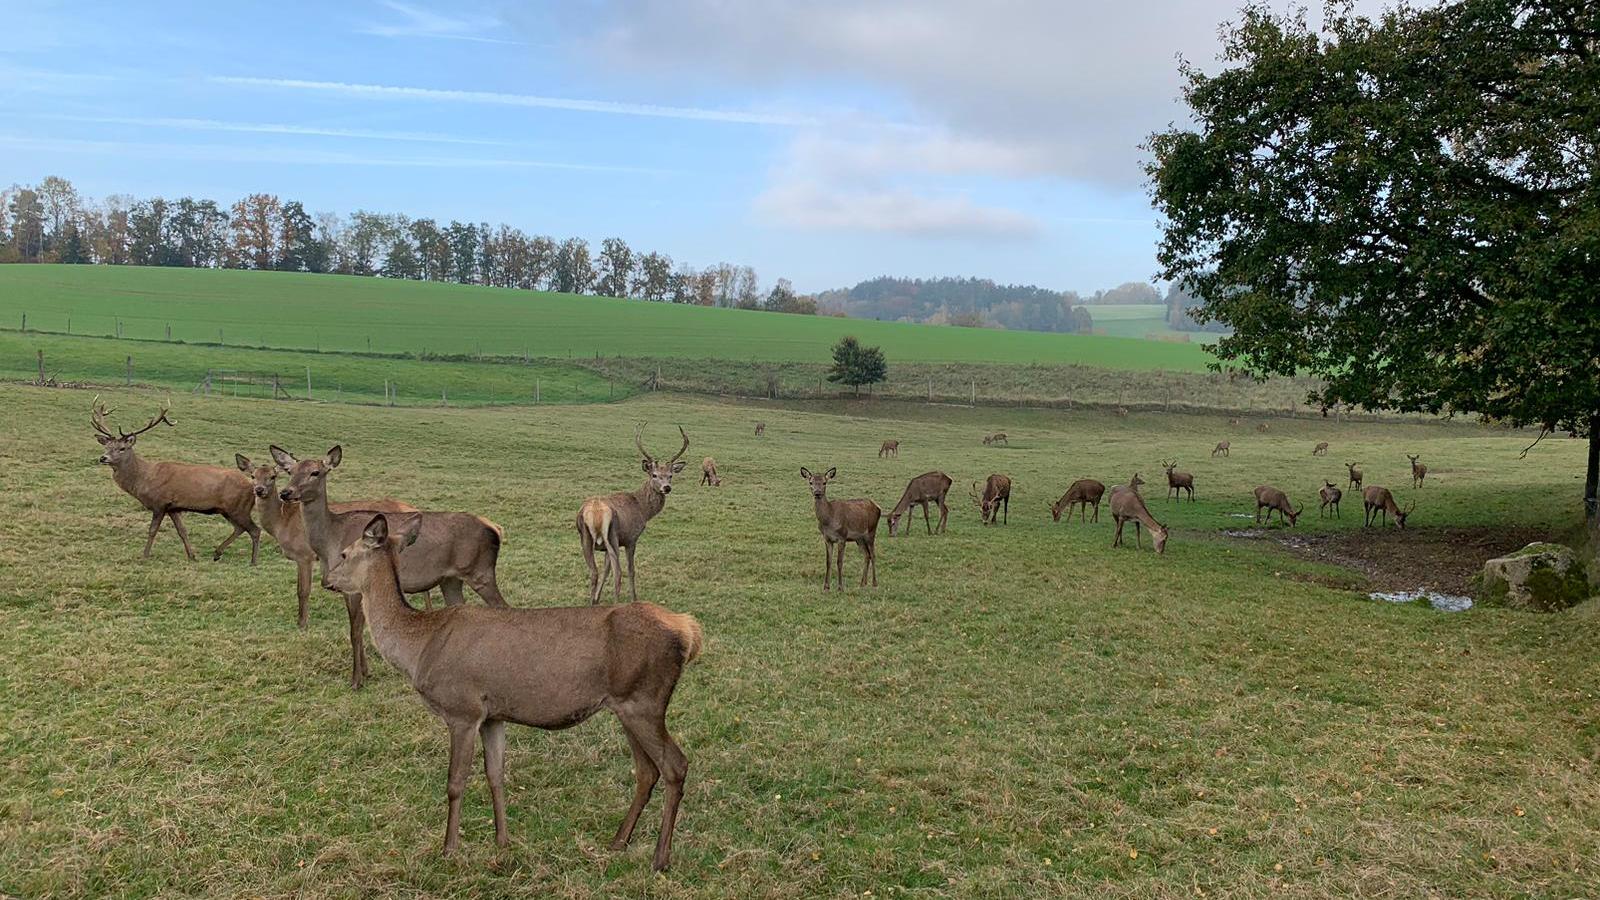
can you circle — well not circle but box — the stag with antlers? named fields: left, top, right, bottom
left=1160, top=460, right=1195, bottom=502
left=800, top=467, right=880, bottom=590
left=93, top=397, right=259, bottom=564
left=972, top=474, right=1012, bottom=525
left=579, top=426, right=689, bottom=604
left=1253, top=485, right=1303, bottom=527
left=1363, top=486, right=1414, bottom=529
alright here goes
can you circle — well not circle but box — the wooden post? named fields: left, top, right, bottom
left=36, top=350, right=44, bottom=383
left=20, top=313, right=25, bottom=332
left=306, top=366, right=312, bottom=400
left=273, top=373, right=280, bottom=399
left=535, top=379, right=540, bottom=404
left=442, top=387, right=447, bottom=406
left=67, top=316, right=70, bottom=334
left=218, top=328, right=224, bottom=347
left=927, top=375, right=932, bottom=402
left=971, top=379, right=977, bottom=406
left=166, top=324, right=171, bottom=341
left=125, top=356, right=132, bottom=386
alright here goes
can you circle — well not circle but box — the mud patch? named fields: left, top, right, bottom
left=1229, top=526, right=1552, bottom=596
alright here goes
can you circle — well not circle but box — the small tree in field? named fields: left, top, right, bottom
left=827, top=336, right=887, bottom=397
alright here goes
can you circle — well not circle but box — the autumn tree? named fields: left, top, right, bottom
left=827, top=336, right=888, bottom=397
left=596, top=236, right=636, bottom=297
left=228, top=193, right=282, bottom=270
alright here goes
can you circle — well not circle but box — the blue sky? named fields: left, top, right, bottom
left=0, top=1, right=1379, bottom=294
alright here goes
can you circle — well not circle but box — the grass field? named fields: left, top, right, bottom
left=2, top=382, right=1597, bottom=898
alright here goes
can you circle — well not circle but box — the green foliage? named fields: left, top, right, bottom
left=826, top=335, right=888, bottom=395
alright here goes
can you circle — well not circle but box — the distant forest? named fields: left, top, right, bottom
left=1165, top=283, right=1229, bottom=334
left=815, top=276, right=1095, bottom=334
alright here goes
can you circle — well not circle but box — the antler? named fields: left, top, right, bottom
left=90, top=395, right=116, bottom=438
left=122, top=401, right=175, bottom=438
left=666, top=425, right=689, bottom=465
left=634, top=423, right=653, bottom=464
left=1404, top=499, right=1417, bottom=514
left=970, top=481, right=983, bottom=504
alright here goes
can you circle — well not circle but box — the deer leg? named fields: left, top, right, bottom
left=466, top=569, right=507, bottom=608
left=610, top=726, right=659, bottom=850
left=836, top=541, right=847, bottom=591
left=443, top=720, right=480, bottom=853
left=938, top=500, right=949, bottom=533
left=168, top=512, right=198, bottom=561
left=922, top=502, right=932, bottom=535
left=295, top=558, right=312, bottom=629
left=1002, top=496, right=1009, bottom=524
left=440, top=578, right=467, bottom=607
left=1113, top=517, right=1123, bottom=547
left=344, top=592, right=367, bottom=689
left=626, top=544, right=640, bottom=603
left=212, top=523, right=243, bottom=561
left=480, top=719, right=509, bottom=848
left=822, top=539, right=832, bottom=591
left=866, top=538, right=877, bottom=587
left=615, top=704, right=688, bottom=873
left=143, top=509, right=166, bottom=558
left=247, top=520, right=260, bottom=565
left=583, top=535, right=601, bottom=604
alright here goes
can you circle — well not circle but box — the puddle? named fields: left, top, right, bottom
left=1369, top=590, right=1474, bottom=613
left=1227, top=513, right=1256, bottom=519
left=1222, top=529, right=1265, bottom=538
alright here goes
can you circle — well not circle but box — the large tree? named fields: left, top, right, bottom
left=827, top=336, right=888, bottom=397
left=1147, top=0, right=1600, bottom=519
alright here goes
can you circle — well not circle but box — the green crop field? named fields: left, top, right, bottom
left=1083, top=304, right=1217, bottom=344
left=2, top=382, right=1596, bottom=897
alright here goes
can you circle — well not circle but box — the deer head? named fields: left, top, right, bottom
left=324, top=513, right=422, bottom=594
left=1129, top=472, right=1146, bottom=491
left=637, top=425, right=689, bottom=495
left=1161, top=459, right=1178, bottom=475
left=1286, top=501, right=1304, bottom=526
left=92, top=396, right=174, bottom=465
left=800, top=466, right=837, bottom=499
left=236, top=453, right=280, bottom=500
left=272, top=444, right=342, bottom=504
left=1395, top=499, right=1416, bottom=529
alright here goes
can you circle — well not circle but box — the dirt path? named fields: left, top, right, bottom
left=1227, top=526, right=1550, bottom=595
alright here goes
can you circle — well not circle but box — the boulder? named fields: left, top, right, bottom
left=1478, top=542, right=1592, bottom=612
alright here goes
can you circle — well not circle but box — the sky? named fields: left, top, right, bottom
left=0, top=0, right=1390, bottom=294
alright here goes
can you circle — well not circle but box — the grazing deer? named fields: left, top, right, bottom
left=1160, top=459, right=1195, bottom=502
left=579, top=426, right=690, bottom=605
left=1346, top=461, right=1363, bottom=491
left=800, top=467, right=880, bottom=590
left=1312, top=441, right=1330, bottom=456
left=754, top=422, right=766, bottom=437
left=1408, top=454, right=1428, bottom=488
left=1227, top=417, right=1241, bottom=426
left=878, top=439, right=900, bottom=458
left=1362, top=486, right=1414, bottom=529
left=1115, top=407, right=1130, bottom=418
left=1109, top=480, right=1168, bottom=553
left=236, top=454, right=416, bottom=629
left=92, top=398, right=259, bottom=564
left=982, top=432, right=1009, bottom=446
left=699, top=456, right=722, bottom=487
left=1319, top=481, right=1342, bottom=518
left=887, top=471, right=952, bottom=536
left=325, top=513, right=701, bottom=873
left=1211, top=441, right=1230, bottom=457
left=272, top=444, right=508, bottom=689
left=1252, top=485, right=1303, bottom=526
left=971, top=474, right=1012, bottom=525
left=1256, top=422, right=1272, bottom=433
left=1050, top=478, right=1105, bottom=523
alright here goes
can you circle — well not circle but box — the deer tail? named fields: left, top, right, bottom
left=476, top=515, right=504, bottom=547
left=579, top=500, right=612, bottom=548
left=645, top=605, right=704, bottom=665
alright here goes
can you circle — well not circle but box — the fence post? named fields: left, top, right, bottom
left=273, top=373, right=280, bottom=399
left=67, top=316, right=70, bottom=334
left=126, top=356, right=132, bottom=386
left=971, top=379, right=976, bottom=406
left=442, top=387, right=448, bottom=406
left=166, top=324, right=171, bottom=341
left=36, top=350, right=44, bottom=383
left=306, top=366, right=312, bottom=400
left=218, top=328, right=224, bottom=347
left=927, top=375, right=932, bottom=403
left=535, top=379, right=540, bottom=404
left=20, top=313, right=25, bottom=332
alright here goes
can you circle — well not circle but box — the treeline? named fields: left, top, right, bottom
left=814, top=276, right=1094, bottom=334
left=0, top=175, right=816, bottom=313
left=1164, top=283, right=1229, bottom=334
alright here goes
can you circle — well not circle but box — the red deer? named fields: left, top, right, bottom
left=579, top=426, right=689, bottom=604
left=1115, top=407, right=1130, bottom=418
left=1408, top=454, right=1428, bottom=488
left=800, top=467, right=880, bottom=590
left=1211, top=441, right=1230, bottom=457
left=324, top=513, right=701, bottom=873
left=982, top=432, right=1009, bottom=446
left=699, top=456, right=722, bottom=487
left=1252, top=485, right=1303, bottom=526
left=1227, top=416, right=1241, bottom=426
left=754, top=422, right=766, bottom=437
left=1050, top=478, right=1105, bottom=523
left=1319, top=481, right=1342, bottom=518
left=272, top=444, right=507, bottom=689
left=1362, top=486, right=1414, bottom=528
left=971, top=474, right=1012, bottom=525
left=1109, top=479, right=1168, bottom=553
left=1346, top=461, right=1363, bottom=491
left=1160, top=459, right=1195, bottom=502
left=1256, top=422, right=1271, bottom=433
left=887, top=471, right=951, bottom=536
left=1312, top=441, right=1330, bottom=456
left=93, top=398, right=259, bottom=564
left=878, top=439, right=900, bottom=458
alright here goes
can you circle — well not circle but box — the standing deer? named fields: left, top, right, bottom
left=1252, top=485, right=1303, bottom=526
left=887, top=471, right=952, bottom=536
left=272, top=444, right=508, bottom=689
left=971, top=474, right=1012, bottom=525
left=1109, top=479, right=1168, bottom=553
left=1346, top=461, right=1364, bottom=491
left=1227, top=417, right=1241, bottom=426
left=1312, top=441, right=1330, bottom=456
left=1408, top=454, right=1428, bottom=488
left=1115, top=407, right=1130, bottom=418
left=800, top=467, right=880, bottom=590
left=1050, top=478, right=1105, bottom=523
left=1161, top=460, right=1195, bottom=502
left=1211, top=441, right=1230, bottom=457
left=982, top=432, right=1009, bottom=446
left=1319, top=481, right=1343, bottom=518
left=878, top=440, right=900, bottom=458
left=1363, top=486, right=1414, bottom=529
left=236, top=454, right=416, bottom=629
left=579, top=426, right=690, bottom=605
left=754, top=422, right=766, bottom=437
left=324, top=513, right=701, bottom=873
left=93, top=398, right=259, bottom=564
left=699, top=456, right=722, bottom=487
left=1256, top=422, right=1271, bottom=433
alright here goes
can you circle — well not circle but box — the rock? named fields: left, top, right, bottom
left=1478, top=542, right=1592, bottom=612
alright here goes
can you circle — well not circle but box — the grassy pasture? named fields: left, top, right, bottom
left=1082, top=304, right=1202, bottom=344
left=1, top=383, right=1597, bottom=898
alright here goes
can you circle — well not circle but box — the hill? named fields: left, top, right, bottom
left=812, top=276, right=1093, bottom=334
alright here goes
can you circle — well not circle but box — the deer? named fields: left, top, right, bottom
left=235, top=454, right=416, bottom=629
left=272, top=444, right=508, bottom=690
left=754, top=422, right=766, bottom=437
left=982, top=432, right=1009, bottom=446
left=1408, top=454, right=1428, bottom=488
left=1109, top=479, right=1168, bottom=553
left=699, top=456, right=722, bottom=487
left=1115, top=407, right=1130, bottom=418
left=878, top=439, right=900, bottom=458
left=1160, top=459, right=1195, bottom=502
left=1346, top=461, right=1364, bottom=491
left=1211, top=441, right=1230, bottom=457
left=1319, top=481, right=1342, bottom=518
left=1363, top=486, right=1414, bottom=529
left=1252, top=485, right=1303, bottom=526
left=887, top=471, right=952, bottom=536
left=579, top=426, right=690, bottom=605
left=1227, top=417, right=1241, bottom=426
left=971, top=474, right=1012, bottom=525
left=324, top=513, right=701, bottom=873
left=1312, top=441, right=1330, bottom=456
left=1256, top=422, right=1271, bottom=433
left=1050, top=478, right=1105, bottom=523
left=800, top=467, right=880, bottom=590
left=92, top=397, right=260, bottom=565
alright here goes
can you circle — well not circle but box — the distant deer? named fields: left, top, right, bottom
left=236, top=454, right=415, bottom=629
left=1408, top=454, right=1428, bottom=488
left=800, top=467, right=880, bottom=590
left=1160, top=459, right=1195, bottom=502
left=878, top=440, right=900, bottom=458
left=1319, top=481, right=1342, bottom=518
left=93, top=397, right=259, bottom=564
left=982, top=432, right=1009, bottom=446
left=578, top=426, right=689, bottom=604
left=1211, top=441, right=1230, bottom=457
left=972, top=474, right=1012, bottom=525
left=1109, top=479, right=1168, bottom=553
left=887, top=471, right=951, bottom=536
left=1050, top=478, right=1105, bottom=523
left=1363, top=486, right=1414, bottom=529
left=1227, top=417, right=1241, bottom=426
left=1115, top=407, right=1130, bottom=418
left=754, top=422, right=766, bottom=437
left=699, top=456, right=722, bottom=487
left=272, top=444, right=508, bottom=689
left=1346, top=461, right=1364, bottom=491
left=324, top=513, right=701, bottom=873
left=1252, top=485, right=1303, bottom=526
left=1312, top=441, right=1329, bottom=456
left=1256, top=422, right=1270, bottom=433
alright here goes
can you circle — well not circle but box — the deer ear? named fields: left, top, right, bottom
left=800, top=467, right=812, bottom=479
left=643, top=458, right=655, bottom=474
left=325, top=445, right=343, bottom=468
left=671, top=460, right=686, bottom=473
left=362, top=514, right=388, bottom=546
left=96, top=434, right=112, bottom=446
left=269, top=445, right=296, bottom=472
left=825, top=467, right=837, bottom=479
left=235, top=453, right=251, bottom=472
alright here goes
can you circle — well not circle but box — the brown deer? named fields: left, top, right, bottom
left=982, top=432, right=1009, bottom=446
left=1363, top=486, right=1414, bottom=529
left=1312, top=441, right=1330, bottom=456
left=1160, top=459, right=1195, bottom=502
left=1211, top=441, right=1230, bottom=457
left=579, top=426, right=690, bottom=604
left=324, top=513, right=701, bottom=873
left=1256, top=422, right=1271, bottom=433
left=1109, top=480, right=1168, bottom=553
left=971, top=474, right=1012, bottom=525
left=1252, top=485, right=1303, bottom=526
left=1050, top=478, right=1105, bottom=523
left=1319, top=481, right=1342, bottom=518
left=754, top=422, right=766, bottom=437
left=699, top=456, right=722, bottom=487
left=93, top=398, right=259, bottom=564
left=878, top=439, right=900, bottom=458
left=1408, top=454, right=1428, bottom=488
left=1227, top=416, right=1241, bottom=426
left=272, top=444, right=508, bottom=689
left=800, top=467, right=880, bottom=590
left=887, top=471, right=952, bottom=536
left=236, top=454, right=416, bottom=629
left=1346, top=461, right=1363, bottom=491
left=1115, top=407, right=1130, bottom=418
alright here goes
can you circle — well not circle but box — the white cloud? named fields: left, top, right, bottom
left=42, top=115, right=525, bottom=148
left=358, top=1, right=524, bottom=45
left=755, top=180, right=1040, bottom=239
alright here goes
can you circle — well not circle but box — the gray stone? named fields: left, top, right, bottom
left=1478, top=542, right=1592, bottom=612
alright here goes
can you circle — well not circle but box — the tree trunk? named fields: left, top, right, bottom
left=1586, top=413, right=1599, bottom=523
